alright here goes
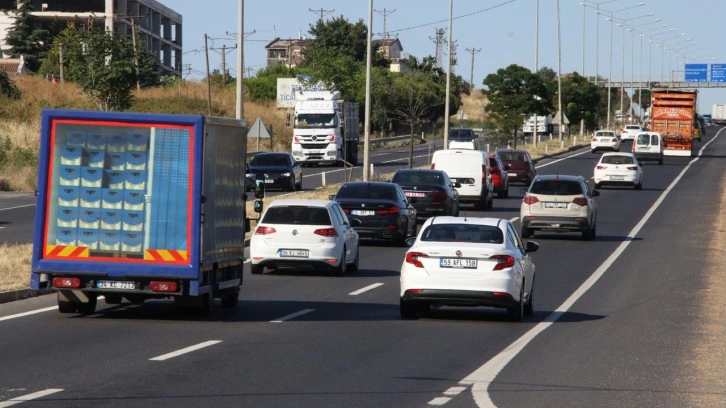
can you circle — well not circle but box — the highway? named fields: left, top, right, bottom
left=0, top=130, right=724, bottom=407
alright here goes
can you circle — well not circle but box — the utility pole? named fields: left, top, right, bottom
left=375, top=8, right=396, bottom=40
left=429, top=28, right=446, bottom=69
left=211, top=43, right=238, bottom=85
left=58, top=43, right=64, bottom=85
left=465, top=48, right=481, bottom=88
left=309, top=7, right=334, bottom=22
left=117, top=14, right=147, bottom=91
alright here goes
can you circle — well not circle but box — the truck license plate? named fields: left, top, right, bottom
left=440, top=258, right=477, bottom=268
left=97, top=280, right=136, bottom=290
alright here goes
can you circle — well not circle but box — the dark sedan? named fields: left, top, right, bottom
left=330, top=181, right=417, bottom=246
left=246, top=152, right=302, bottom=192
left=391, top=169, right=459, bottom=220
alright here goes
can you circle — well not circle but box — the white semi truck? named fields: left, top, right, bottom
left=291, top=90, right=359, bottom=166
left=521, top=114, right=553, bottom=136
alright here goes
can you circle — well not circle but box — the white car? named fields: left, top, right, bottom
left=591, top=130, right=620, bottom=153
left=620, top=124, right=643, bottom=142
left=593, top=152, right=643, bottom=190
left=399, top=216, right=539, bottom=322
left=250, top=199, right=360, bottom=276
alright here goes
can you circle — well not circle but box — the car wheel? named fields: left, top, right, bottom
left=582, top=223, right=595, bottom=240
left=521, top=226, right=531, bottom=239
left=524, top=279, right=534, bottom=317
left=395, top=222, right=409, bottom=247
left=594, top=182, right=601, bottom=189
left=658, top=157, right=663, bottom=165
left=635, top=181, right=642, bottom=190
left=289, top=178, right=296, bottom=191
left=334, top=247, right=347, bottom=276
left=348, top=244, right=360, bottom=273
left=507, top=286, right=525, bottom=322
left=251, top=264, right=264, bottom=274
left=400, top=299, right=418, bottom=319
left=504, top=184, right=509, bottom=198
left=591, top=149, right=596, bottom=154
left=295, top=177, right=303, bottom=191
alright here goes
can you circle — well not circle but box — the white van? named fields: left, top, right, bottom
left=431, top=149, right=493, bottom=210
left=448, top=139, right=478, bottom=150
left=632, top=131, right=663, bottom=165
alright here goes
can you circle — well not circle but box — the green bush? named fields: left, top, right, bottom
left=0, top=70, right=21, bottom=100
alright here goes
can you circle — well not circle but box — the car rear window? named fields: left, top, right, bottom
left=596, top=131, right=615, bottom=137
left=392, top=172, right=444, bottom=186
left=420, top=224, right=503, bottom=244
left=499, top=152, right=525, bottom=162
left=336, top=184, right=396, bottom=199
left=251, top=154, right=289, bottom=166
left=262, top=206, right=331, bottom=225
left=449, top=128, right=475, bottom=141
left=601, top=155, right=634, bottom=165
left=530, top=180, right=583, bottom=195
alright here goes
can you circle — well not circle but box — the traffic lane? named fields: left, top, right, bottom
left=0, top=192, right=36, bottom=244
left=485, top=135, right=726, bottom=407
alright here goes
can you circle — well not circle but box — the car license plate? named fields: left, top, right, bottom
left=405, top=192, right=426, bottom=198
left=97, top=280, right=136, bottom=290
left=610, top=175, right=625, bottom=180
left=440, top=258, right=477, bottom=268
left=280, top=249, right=309, bottom=257
left=550, top=223, right=560, bottom=228
left=543, top=202, right=568, bottom=208
left=264, top=179, right=274, bottom=184
left=351, top=210, right=375, bottom=216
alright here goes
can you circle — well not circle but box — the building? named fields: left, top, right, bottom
left=0, top=0, right=182, bottom=77
left=265, top=36, right=407, bottom=73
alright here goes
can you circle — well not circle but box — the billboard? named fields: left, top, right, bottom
left=711, top=64, right=726, bottom=83
left=276, top=77, right=327, bottom=108
left=684, top=64, right=708, bottom=82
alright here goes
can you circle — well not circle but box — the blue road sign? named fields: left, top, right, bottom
left=711, top=64, right=726, bottom=82
left=685, top=64, right=708, bottom=82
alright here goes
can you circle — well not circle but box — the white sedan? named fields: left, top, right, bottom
left=593, top=152, right=643, bottom=190
left=399, top=216, right=539, bottom=321
left=250, top=199, right=360, bottom=276
left=591, top=130, right=621, bottom=153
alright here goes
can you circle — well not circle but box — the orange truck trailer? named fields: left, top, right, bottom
left=650, top=89, right=697, bottom=157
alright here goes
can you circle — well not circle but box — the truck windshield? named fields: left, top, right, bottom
left=295, top=114, right=336, bottom=128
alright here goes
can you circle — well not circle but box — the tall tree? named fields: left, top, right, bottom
left=482, top=64, right=552, bottom=148
left=4, top=0, right=49, bottom=72
left=64, top=29, right=138, bottom=111
left=391, top=70, right=439, bottom=167
left=561, top=72, right=601, bottom=132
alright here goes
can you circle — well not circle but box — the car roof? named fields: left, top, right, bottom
left=268, top=199, right=332, bottom=208
left=341, top=181, right=394, bottom=187
left=497, top=148, right=528, bottom=153
left=624, top=125, right=641, bottom=129
left=601, top=152, right=636, bottom=157
left=394, top=169, right=446, bottom=175
left=422, top=215, right=506, bottom=228
left=534, top=174, right=583, bottom=182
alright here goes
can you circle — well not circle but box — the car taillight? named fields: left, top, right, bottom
left=314, top=228, right=338, bottom=237
left=405, top=251, right=427, bottom=268
left=490, top=255, right=514, bottom=271
left=342, top=208, right=350, bottom=213
left=592, top=137, right=598, bottom=141
left=627, top=166, right=638, bottom=170
left=255, top=226, right=276, bottom=235
left=596, top=165, right=607, bottom=170
left=53, top=277, right=81, bottom=288
left=376, top=206, right=399, bottom=215
left=523, top=195, right=539, bottom=205
left=429, top=190, right=447, bottom=198
left=612, top=138, right=618, bottom=142
left=572, top=197, right=588, bottom=206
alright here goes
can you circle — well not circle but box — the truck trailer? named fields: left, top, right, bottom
left=31, top=109, right=250, bottom=313
left=650, top=89, right=697, bottom=157
left=711, top=104, right=726, bottom=126
left=291, top=90, right=359, bottom=166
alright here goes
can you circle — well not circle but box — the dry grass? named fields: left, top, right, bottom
left=0, top=243, right=32, bottom=292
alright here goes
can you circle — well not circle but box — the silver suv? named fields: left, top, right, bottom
left=519, top=175, right=600, bottom=240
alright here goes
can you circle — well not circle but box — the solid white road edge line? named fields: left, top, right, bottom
left=270, top=308, right=315, bottom=323
left=349, top=283, right=384, bottom=296
left=457, top=134, right=722, bottom=408
left=0, top=388, right=63, bottom=408
left=0, top=204, right=36, bottom=212
left=149, top=340, right=222, bottom=361
left=0, top=306, right=58, bottom=322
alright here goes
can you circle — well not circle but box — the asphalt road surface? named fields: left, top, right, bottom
left=1, top=130, right=724, bottom=407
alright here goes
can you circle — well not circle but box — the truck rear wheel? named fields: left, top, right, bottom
left=57, top=293, right=77, bottom=314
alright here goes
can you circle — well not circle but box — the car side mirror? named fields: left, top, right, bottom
left=519, top=187, right=529, bottom=195
left=328, top=194, right=336, bottom=200
left=525, top=241, right=539, bottom=253
left=405, top=237, right=417, bottom=247
left=254, top=174, right=265, bottom=199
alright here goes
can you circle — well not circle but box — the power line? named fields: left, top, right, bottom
left=388, top=0, right=516, bottom=35
left=465, top=48, right=482, bottom=88
left=309, top=7, right=335, bottom=22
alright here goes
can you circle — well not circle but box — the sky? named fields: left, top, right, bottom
left=171, top=0, right=726, bottom=114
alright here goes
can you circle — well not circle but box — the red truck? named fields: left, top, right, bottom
left=650, top=89, right=697, bottom=157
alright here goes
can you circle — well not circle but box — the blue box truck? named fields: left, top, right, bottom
left=31, top=109, right=250, bottom=313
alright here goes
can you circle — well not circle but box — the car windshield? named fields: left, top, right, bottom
left=336, top=184, right=396, bottom=200
left=295, top=113, right=336, bottom=128
left=392, top=172, right=444, bottom=186
left=262, top=206, right=331, bottom=225
left=601, top=155, right=634, bottom=165
left=498, top=152, right=525, bottom=162
left=420, top=224, right=503, bottom=244
left=251, top=154, right=289, bottom=166
left=530, top=180, right=582, bottom=195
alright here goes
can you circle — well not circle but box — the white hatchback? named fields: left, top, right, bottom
left=593, top=152, right=643, bottom=190
left=250, top=199, right=360, bottom=276
left=620, top=124, right=643, bottom=142
left=591, top=130, right=620, bottom=153
left=399, top=216, right=539, bottom=321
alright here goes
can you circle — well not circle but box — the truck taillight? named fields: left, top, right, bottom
left=150, top=281, right=178, bottom=293
left=53, top=277, right=81, bottom=288
left=328, top=135, right=335, bottom=142
left=405, top=251, right=427, bottom=268
left=523, top=195, right=539, bottom=205
left=255, top=226, right=276, bottom=235
left=572, top=197, right=588, bottom=206
left=490, top=255, right=514, bottom=271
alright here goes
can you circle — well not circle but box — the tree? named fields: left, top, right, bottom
left=482, top=64, right=552, bottom=148
left=64, top=29, right=138, bottom=111
left=561, top=72, right=601, bottom=132
left=0, top=69, right=21, bottom=100
left=391, top=71, right=439, bottom=167
left=4, top=0, right=49, bottom=72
